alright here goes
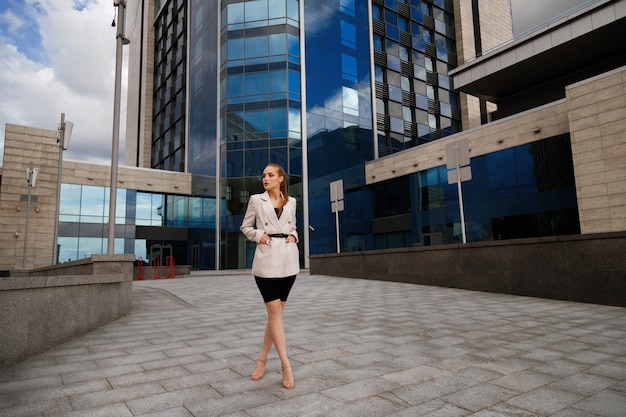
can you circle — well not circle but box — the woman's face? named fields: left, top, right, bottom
left=262, top=165, right=283, bottom=192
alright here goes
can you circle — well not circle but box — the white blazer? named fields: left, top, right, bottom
left=240, top=192, right=300, bottom=278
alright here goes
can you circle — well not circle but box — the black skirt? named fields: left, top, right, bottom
left=254, top=275, right=297, bottom=303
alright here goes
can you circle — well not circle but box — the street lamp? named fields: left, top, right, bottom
left=107, top=0, right=130, bottom=254
left=23, top=162, right=39, bottom=269
left=53, top=113, right=72, bottom=264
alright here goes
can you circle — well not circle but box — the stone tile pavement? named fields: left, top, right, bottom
left=0, top=271, right=625, bottom=417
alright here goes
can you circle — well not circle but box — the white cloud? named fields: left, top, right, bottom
left=0, top=9, right=25, bottom=33
left=0, top=0, right=127, bottom=166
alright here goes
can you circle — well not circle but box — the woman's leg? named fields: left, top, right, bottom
left=264, top=299, right=294, bottom=389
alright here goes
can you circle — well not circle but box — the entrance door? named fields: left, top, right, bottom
left=150, top=244, right=172, bottom=265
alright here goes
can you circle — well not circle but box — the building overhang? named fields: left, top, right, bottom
left=450, top=0, right=626, bottom=102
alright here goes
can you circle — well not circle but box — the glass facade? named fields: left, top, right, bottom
left=372, top=0, right=461, bottom=156
left=57, top=184, right=216, bottom=269
left=372, top=135, right=580, bottom=247
left=96, top=0, right=582, bottom=270
left=152, top=0, right=187, bottom=172
left=219, top=0, right=304, bottom=269
left=305, top=0, right=375, bottom=254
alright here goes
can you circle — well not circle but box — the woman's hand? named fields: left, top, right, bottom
left=286, top=235, right=296, bottom=243
left=260, top=233, right=271, bottom=245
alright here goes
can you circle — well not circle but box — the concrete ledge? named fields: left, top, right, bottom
left=0, top=255, right=135, bottom=369
left=310, top=233, right=626, bottom=307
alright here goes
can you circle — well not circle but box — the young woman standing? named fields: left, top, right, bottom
left=240, top=163, right=299, bottom=390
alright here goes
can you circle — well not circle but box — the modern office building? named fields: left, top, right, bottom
left=123, top=0, right=516, bottom=270
left=1, top=0, right=624, bottom=272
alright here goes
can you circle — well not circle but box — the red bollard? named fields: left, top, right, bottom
left=137, top=256, right=143, bottom=280
left=166, top=256, right=176, bottom=279
left=153, top=256, right=161, bottom=279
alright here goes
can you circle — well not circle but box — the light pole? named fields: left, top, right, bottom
left=53, top=113, right=72, bottom=264
left=108, top=0, right=129, bottom=254
left=23, top=162, right=39, bottom=269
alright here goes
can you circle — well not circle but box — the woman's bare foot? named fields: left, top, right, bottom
left=281, top=365, right=295, bottom=389
left=251, top=359, right=266, bottom=381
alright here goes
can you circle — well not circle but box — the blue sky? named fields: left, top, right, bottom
left=0, top=0, right=591, bottom=166
left=0, top=0, right=131, bottom=165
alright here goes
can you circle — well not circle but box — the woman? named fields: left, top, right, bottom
left=240, top=163, right=299, bottom=390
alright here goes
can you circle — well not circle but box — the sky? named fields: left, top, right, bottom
left=0, top=0, right=592, bottom=167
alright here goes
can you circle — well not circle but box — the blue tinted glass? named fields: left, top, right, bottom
left=245, top=0, right=268, bottom=21
left=60, top=183, right=81, bottom=215
left=387, top=54, right=401, bottom=71
left=398, top=16, right=408, bottom=32
left=228, top=74, right=244, bottom=96
left=342, top=53, right=357, bottom=82
left=289, top=108, right=301, bottom=133
left=340, top=0, right=355, bottom=15
left=375, top=65, right=384, bottom=82
left=413, top=35, right=425, bottom=52
left=228, top=38, right=244, bottom=60
left=372, top=4, right=381, bottom=20
left=269, top=0, right=286, bottom=18
left=373, top=34, right=383, bottom=51
left=389, top=85, right=402, bottom=102
left=287, top=0, right=298, bottom=20
left=386, top=24, right=399, bottom=41
left=384, top=9, right=397, bottom=24
left=287, top=33, right=299, bottom=57
left=440, top=102, right=451, bottom=117
left=288, top=69, right=300, bottom=94
left=488, top=148, right=517, bottom=192
left=269, top=33, right=286, bottom=55
left=227, top=3, right=244, bottom=24
left=270, top=108, right=288, bottom=131
left=81, top=186, right=106, bottom=223
left=411, top=7, right=423, bottom=22
left=341, top=20, right=356, bottom=48
left=246, top=110, right=269, bottom=132
left=390, top=116, right=403, bottom=133
left=245, top=36, right=268, bottom=58
left=269, top=70, right=286, bottom=92
left=245, top=72, right=268, bottom=95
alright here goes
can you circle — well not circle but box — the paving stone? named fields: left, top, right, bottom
left=0, top=272, right=623, bottom=417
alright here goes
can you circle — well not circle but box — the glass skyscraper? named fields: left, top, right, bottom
left=121, top=0, right=579, bottom=270
left=129, top=0, right=464, bottom=270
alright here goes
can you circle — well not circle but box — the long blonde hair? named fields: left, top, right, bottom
left=267, top=163, right=289, bottom=213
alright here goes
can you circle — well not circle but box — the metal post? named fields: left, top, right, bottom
left=335, top=209, right=340, bottom=253
left=108, top=0, right=126, bottom=254
left=455, top=146, right=467, bottom=244
left=23, top=162, right=34, bottom=269
left=53, top=113, right=65, bottom=264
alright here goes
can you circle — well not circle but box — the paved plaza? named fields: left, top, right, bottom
left=0, top=271, right=625, bottom=417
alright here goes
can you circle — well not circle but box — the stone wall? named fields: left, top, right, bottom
left=0, top=255, right=134, bottom=369
left=310, top=233, right=626, bottom=307
left=566, top=67, right=626, bottom=234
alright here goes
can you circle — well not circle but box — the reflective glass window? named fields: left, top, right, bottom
left=341, top=20, right=356, bottom=49
left=228, top=74, right=244, bottom=97
left=373, top=34, right=383, bottom=51
left=269, top=33, right=286, bottom=55
left=227, top=2, right=244, bottom=24
left=342, top=86, right=359, bottom=116
left=269, top=0, right=286, bottom=18
left=372, top=4, right=382, bottom=20
left=245, top=36, right=269, bottom=58
left=342, top=53, right=357, bottom=82
left=228, top=38, right=244, bottom=60
left=340, top=0, right=355, bottom=15
left=245, top=0, right=268, bottom=21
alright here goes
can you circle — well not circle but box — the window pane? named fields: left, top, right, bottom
left=245, top=0, right=268, bottom=21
